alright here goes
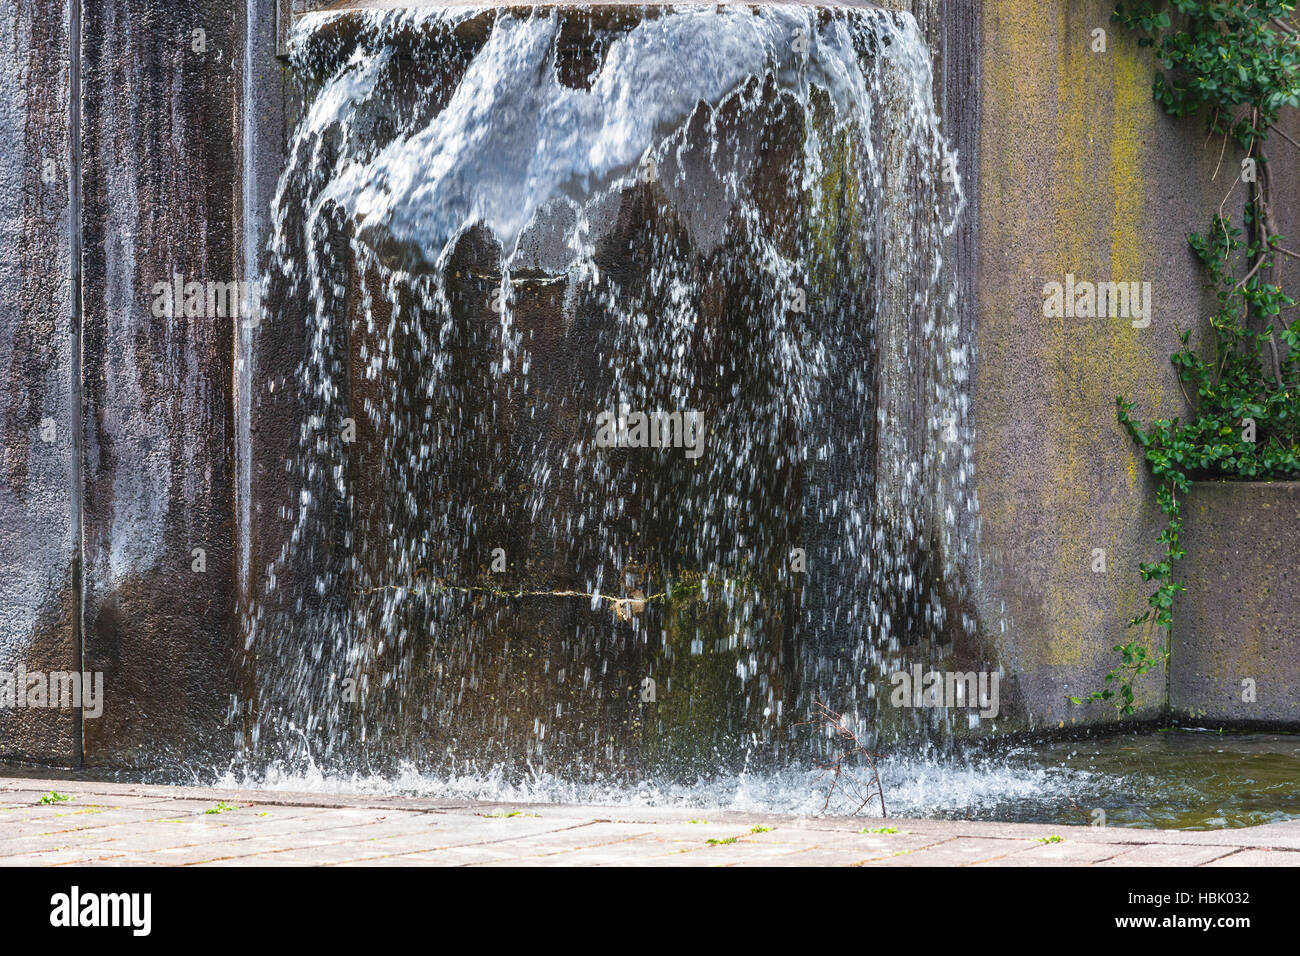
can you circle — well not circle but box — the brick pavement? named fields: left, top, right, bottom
left=2, top=776, right=1297, bottom=866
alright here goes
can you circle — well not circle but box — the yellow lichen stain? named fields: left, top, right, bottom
left=974, top=2, right=1172, bottom=711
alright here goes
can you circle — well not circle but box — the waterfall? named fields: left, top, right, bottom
left=240, top=3, right=976, bottom=784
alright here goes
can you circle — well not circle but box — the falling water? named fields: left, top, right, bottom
left=239, top=3, right=979, bottom=789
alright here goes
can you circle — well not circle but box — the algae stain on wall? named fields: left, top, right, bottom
left=1042, top=6, right=1161, bottom=684
left=974, top=0, right=1078, bottom=695
left=973, top=0, right=1190, bottom=722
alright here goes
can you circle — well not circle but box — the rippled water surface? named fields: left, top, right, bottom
left=14, top=729, right=1292, bottom=831
left=211, top=729, right=1300, bottom=829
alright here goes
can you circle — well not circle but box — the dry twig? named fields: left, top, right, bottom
left=798, top=700, right=887, bottom=817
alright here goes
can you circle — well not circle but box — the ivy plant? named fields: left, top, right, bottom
left=1113, top=0, right=1300, bottom=148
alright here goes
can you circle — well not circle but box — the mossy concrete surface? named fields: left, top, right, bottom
left=1171, top=482, right=1300, bottom=725
left=971, top=0, right=1300, bottom=732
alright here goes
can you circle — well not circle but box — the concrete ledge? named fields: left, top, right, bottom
left=1171, top=481, right=1300, bottom=725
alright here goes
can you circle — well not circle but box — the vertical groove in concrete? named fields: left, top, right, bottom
left=927, top=0, right=984, bottom=680
left=240, top=0, right=293, bottom=751
left=940, top=0, right=979, bottom=363
left=69, top=0, right=85, bottom=771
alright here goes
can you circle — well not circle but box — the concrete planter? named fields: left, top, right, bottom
left=1170, top=481, right=1300, bottom=725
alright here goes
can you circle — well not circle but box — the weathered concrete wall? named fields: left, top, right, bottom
left=0, top=0, right=78, bottom=766
left=1171, top=482, right=1300, bottom=725
left=967, top=0, right=1299, bottom=731
left=3, top=0, right=1298, bottom=771
left=0, top=0, right=297, bottom=770
left=77, top=0, right=246, bottom=767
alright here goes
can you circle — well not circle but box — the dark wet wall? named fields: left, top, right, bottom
left=4, top=0, right=1297, bottom=773
left=1, top=0, right=291, bottom=769
left=77, top=0, right=244, bottom=767
left=0, top=0, right=78, bottom=765
left=0, top=0, right=982, bottom=770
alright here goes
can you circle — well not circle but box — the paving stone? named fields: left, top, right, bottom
left=975, top=840, right=1128, bottom=866
left=1203, top=848, right=1300, bottom=867
left=3, top=775, right=1299, bottom=867
left=1096, top=844, right=1241, bottom=866
left=361, top=844, right=547, bottom=866
left=728, top=846, right=895, bottom=866
left=0, top=848, right=130, bottom=866
left=860, top=836, right=1036, bottom=866
left=193, top=843, right=407, bottom=866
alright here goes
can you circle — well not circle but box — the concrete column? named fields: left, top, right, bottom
left=78, top=0, right=246, bottom=767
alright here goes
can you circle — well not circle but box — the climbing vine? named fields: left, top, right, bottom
left=1073, top=1, right=1300, bottom=714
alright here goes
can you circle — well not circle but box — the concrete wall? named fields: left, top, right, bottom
left=969, top=0, right=1300, bottom=731
left=76, top=0, right=250, bottom=768
left=1, top=0, right=1297, bottom=770
left=1, top=0, right=286, bottom=769
left=1171, top=482, right=1300, bottom=725
left=0, top=0, right=78, bottom=765
left=247, top=5, right=1288, bottom=744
